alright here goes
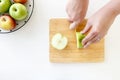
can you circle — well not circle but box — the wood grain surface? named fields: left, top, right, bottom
left=49, top=18, right=104, bottom=63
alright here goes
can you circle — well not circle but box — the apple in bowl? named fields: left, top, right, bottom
left=13, top=0, right=27, bottom=4
left=0, top=15, right=16, bottom=30
left=9, top=3, right=28, bottom=21
left=0, top=0, right=11, bottom=13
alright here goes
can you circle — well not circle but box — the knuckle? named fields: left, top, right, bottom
left=87, top=19, right=92, bottom=24
left=92, top=30, right=99, bottom=35
left=70, top=17, right=74, bottom=21
left=70, top=15, right=76, bottom=21
left=87, top=21, right=91, bottom=25
left=86, top=21, right=92, bottom=27
left=71, top=13, right=80, bottom=21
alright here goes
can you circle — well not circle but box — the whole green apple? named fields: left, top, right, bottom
left=76, top=32, right=86, bottom=48
left=0, top=15, right=16, bottom=30
left=9, top=3, right=28, bottom=20
left=0, top=0, right=11, bottom=13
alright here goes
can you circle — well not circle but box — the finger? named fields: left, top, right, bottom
left=81, top=22, right=91, bottom=34
left=66, top=9, right=74, bottom=22
left=82, top=31, right=98, bottom=45
left=67, top=17, right=73, bottom=22
left=83, top=36, right=101, bottom=48
left=69, top=21, right=80, bottom=29
left=93, top=37, right=101, bottom=43
left=83, top=41, right=92, bottom=48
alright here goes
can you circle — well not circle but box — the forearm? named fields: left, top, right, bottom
left=106, top=0, right=120, bottom=16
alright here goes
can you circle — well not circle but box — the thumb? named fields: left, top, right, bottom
left=81, top=23, right=91, bottom=34
left=69, top=21, right=80, bottom=30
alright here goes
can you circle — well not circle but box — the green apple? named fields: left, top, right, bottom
left=76, top=32, right=86, bottom=48
left=9, top=3, right=28, bottom=20
left=13, top=0, right=27, bottom=4
left=0, top=15, right=16, bottom=30
left=0, top=0, right=11, bottom=13
left=51, top=33, right=68, bottom=50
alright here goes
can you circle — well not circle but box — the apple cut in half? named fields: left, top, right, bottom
left=51, top=33, right=68, bottom=50
left=76, top=32, right=86, bottom=48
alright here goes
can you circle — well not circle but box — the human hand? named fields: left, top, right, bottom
left=81, top=1, right=119, bottom=48
left=66, top=0, right=89, bottom=29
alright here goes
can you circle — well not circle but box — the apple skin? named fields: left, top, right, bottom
left=0, top=15, right=16, bottom=30
left=9, top=3, right=28, bottom=20
left=13, top=0, right=27, bottom=4
left=76, top=32, right=86, bottom=48
left=0, top=0, right=11, bottom=13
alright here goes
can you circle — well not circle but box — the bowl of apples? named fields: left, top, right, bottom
left=0, top=0, right=34, bottom=33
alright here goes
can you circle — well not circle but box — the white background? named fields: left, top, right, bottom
left=0, top=0, right=120, bottom=80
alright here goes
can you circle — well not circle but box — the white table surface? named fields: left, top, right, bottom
left=0, top=0, right=120, bottom=80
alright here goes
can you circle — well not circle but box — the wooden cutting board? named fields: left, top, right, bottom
left=49, top=18, right=104, bottom=63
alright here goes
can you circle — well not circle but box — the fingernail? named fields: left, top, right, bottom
left=84, top=42, right=91, bottom=48
left=69, top=23, right=75, bottom=30
left=82, top=42, right=86, bottom=48
left=84, top=45, right=87, bottom=48
left=70, top=24, right=73, bottom=29
left=80, top=31, right=84, bottom=34
left=83, top=43, right=89, bottom=48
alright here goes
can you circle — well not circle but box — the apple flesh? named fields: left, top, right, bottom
left=76, top=32, right=86, bottom=48
left=0, top=0, right=11, bottom=13
left=0, top=15, right=16, bottom=30
left=13, top=0, right=27, bottom=4
left=9, top=3, right=28, bottom=20
left=51, top=33, right=68, bottom=50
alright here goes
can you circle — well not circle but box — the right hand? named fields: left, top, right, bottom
left=81, top=0, right=120, bottom=48
left=66, top=0, right=89, bottom=29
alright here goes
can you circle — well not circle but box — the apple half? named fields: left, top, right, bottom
left=76, top=32, right=86, bottom=48
left=51, top=33, right=68, bottom=50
